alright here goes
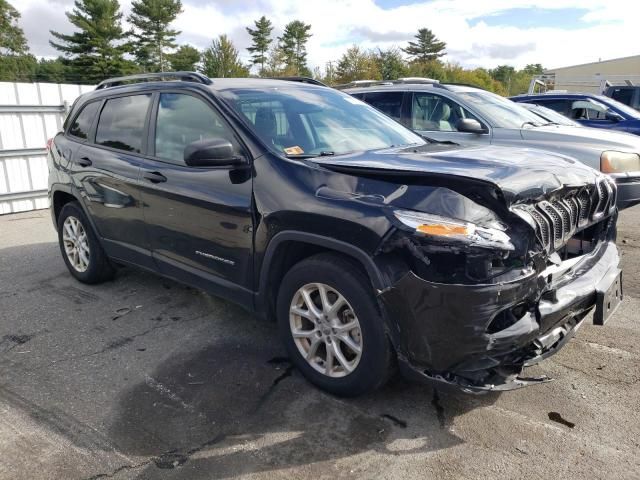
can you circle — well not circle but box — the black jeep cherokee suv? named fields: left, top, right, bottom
left=48, top=72, right=622, bottom=395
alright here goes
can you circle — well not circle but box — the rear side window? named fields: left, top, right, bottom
left=610, top=88, right=633, bottom=106
left=363, top=91, right=404, bottom=122
left=68, top=101, right=100, bottom=139
left=96, top=95, right=151, bottom=153
left=532, top=99, right=569, bottom=115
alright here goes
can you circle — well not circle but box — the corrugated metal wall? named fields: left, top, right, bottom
left=0, top=82, right=94, bottom=214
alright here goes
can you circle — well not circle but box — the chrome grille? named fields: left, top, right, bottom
left=525, top=178, right=614, bottom=252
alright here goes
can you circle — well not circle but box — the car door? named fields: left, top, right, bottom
left=138, top=90, right=254, bottom=301
left=71, top=93, right=152, bottom=268
left=409, top=92, right=491, bottom=144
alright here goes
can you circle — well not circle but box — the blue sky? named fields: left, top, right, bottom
left=14, top=0, right=637, bottom=73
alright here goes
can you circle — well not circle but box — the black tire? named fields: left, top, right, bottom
left=277, top=253, right=395, bottom=396
left=57, top=201, right=115, bottom=284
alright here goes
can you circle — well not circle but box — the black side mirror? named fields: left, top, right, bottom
left=184, top=138, right=243, bottom=167
left=606, top=111, right=624, bottom=122
left=455, top=118, right=488, bottom=134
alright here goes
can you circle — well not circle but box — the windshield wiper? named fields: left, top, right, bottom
left=285, top=151, right=335, bottom=159
left=416, top=134, right=458, bottom=146
left=521, top=121, right=542, bottom=128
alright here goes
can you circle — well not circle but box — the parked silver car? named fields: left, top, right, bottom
left=346, top=82, right=640, bottom=209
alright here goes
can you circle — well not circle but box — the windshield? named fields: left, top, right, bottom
left=219, top=86, right=424, bottom=157
left=520, top=103, right=581, bottom=126
left=456, top=90, right=545, bottom=128
left=596, top=95, right=640, bottom=119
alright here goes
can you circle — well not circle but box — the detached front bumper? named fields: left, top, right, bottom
left=379, top=239, right=621, bottom=392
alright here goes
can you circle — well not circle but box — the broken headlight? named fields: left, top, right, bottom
left=393, top=210, right=515, bottom=251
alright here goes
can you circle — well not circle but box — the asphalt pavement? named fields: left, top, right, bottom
left=0, top=208, right=639, bottom=480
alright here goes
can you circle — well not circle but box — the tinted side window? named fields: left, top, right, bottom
left=532, top=99, right=569, bottom=115
left=96, top=95, right=151, bottom=153
left=411, top=92, right=481, bottom=131
left=154, top=93, right=238, bottom=164
left=68, top=101, right=100, bottom=139
left=610, top=88, right=633, bottom=106
left=364, top=91, right=404, bottom=122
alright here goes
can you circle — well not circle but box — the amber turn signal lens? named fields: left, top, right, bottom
left=417, top=224, right=469, bottom=236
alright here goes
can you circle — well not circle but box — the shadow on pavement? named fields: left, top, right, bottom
left=108, top=339, right=500, bottom=479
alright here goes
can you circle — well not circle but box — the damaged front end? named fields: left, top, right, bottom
left=373, top=176, right=622, bottom=393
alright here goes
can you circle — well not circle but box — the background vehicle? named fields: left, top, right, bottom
left=49, top=73, right=621, bottom=395
left=346, top=82, right=640, bottom=209
left=511, top=92, right=640, bottom=135
left=518, top=102, right=582, bottom=127
left=604, top=85, right=640, bottom=111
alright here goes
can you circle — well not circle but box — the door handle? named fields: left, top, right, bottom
left=143, top=171, right=167, bottom=183
left=75, top=157, right=92, bottom=167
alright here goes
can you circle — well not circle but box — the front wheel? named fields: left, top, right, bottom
left=277, top=253, right=394, bottom=396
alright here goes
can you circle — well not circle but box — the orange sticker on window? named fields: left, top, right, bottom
left=284, top=146, right=304, bottom=155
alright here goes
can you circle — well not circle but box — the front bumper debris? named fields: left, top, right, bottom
left=379, top=239, right=621, bottom=393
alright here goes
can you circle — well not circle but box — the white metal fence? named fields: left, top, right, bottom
left=0, top=82, right=94, bottom=214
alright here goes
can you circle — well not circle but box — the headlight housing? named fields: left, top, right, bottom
left=601, top=151, right=640, bottom=173
left=393, top=210, right=514, bottom=251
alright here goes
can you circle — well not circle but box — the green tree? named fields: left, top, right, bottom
left=375, top=47, right=407, bottom=80
left=200, top=34, right=248, bottom=78
left=168, top=44, right=200, bottom=71
left=523, top=63, right=544, bottom=75
left=278, top=20, right=312, bottom=75
left=335, top=45, right=380, bottom=84
left=0, top=54, right=37, bottom=81
left=0, top=0, right=28, bottom=55
left=0, top=0, right=36, bottom=81
left=35, top=57, right=70, bottom=82
left=50, top=0, right=133, bottom=83
left=246, top=15, right=273, bottom=75
left=128, top=0, right=183, bottom=72
left=402, top=28, right=446, bottom=63
left=261, top=43, right=286, bottom=77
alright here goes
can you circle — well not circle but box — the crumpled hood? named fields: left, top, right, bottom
left=521, top=124, right=640, bottom=151
left=312, top=144, right=601, bottom=204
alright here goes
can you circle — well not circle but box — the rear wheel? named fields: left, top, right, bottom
left=57, top=201, right=115, bottom=284
left=277, top=253, right=394, bottom=396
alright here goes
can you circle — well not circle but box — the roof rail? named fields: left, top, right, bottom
left=334, top=80, right=394, bottom=90
left=396, top=77, right=439, bottom=84
left=270, top=76, right=328, bottom=87
left=96, top=71, right=212, bottom=90
left=335, top=77, right=441, bottom=90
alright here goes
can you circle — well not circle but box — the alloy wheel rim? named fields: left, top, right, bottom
left=289, top=283, right=363, bottom=378
left=62, top=216, right=90, bottom=273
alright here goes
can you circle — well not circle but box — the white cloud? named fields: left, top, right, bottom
left=13, top=0, right=640, bottom=72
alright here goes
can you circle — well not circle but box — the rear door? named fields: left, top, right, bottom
left=71, top=93, right=152, bottom=267
left=138, top=90, right=254, bottom=300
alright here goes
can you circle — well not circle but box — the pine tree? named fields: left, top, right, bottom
left=168, top=44, right=200, bottom=71
left=278, top=20, right=312, bottom=76
left=246, top=15, right=273, bottom=76
left=200, top=35, right=248, bottom=78
left=0, top=0, right=29, bottom=55
left=402, top=28, right=446, bottom=63
left=50, top=0, right=133, bottom=83
left=128, top=0, right=182, bottom=72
